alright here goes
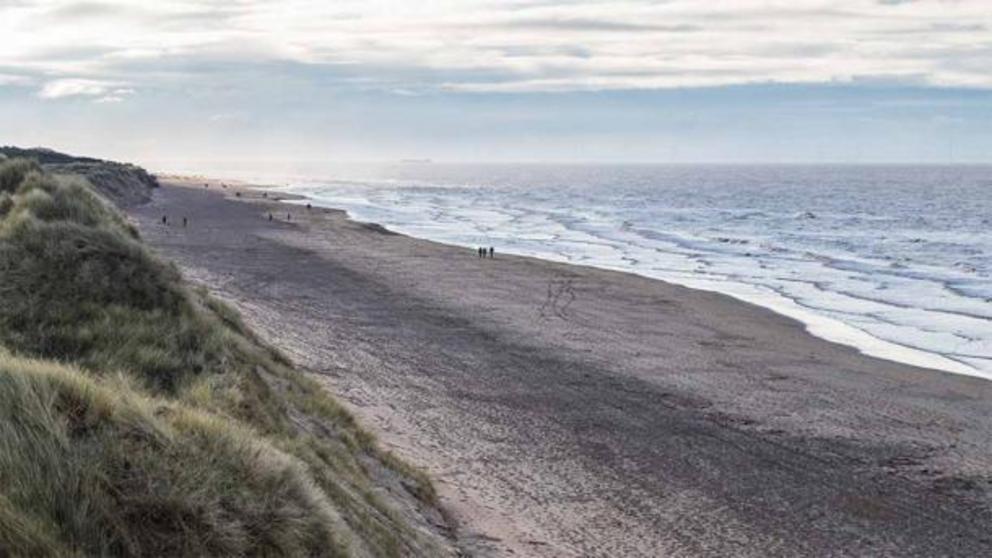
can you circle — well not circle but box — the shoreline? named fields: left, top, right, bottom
left=256, top=178, right=983, bottom=381
left=131, top=176, right=992, bottom=556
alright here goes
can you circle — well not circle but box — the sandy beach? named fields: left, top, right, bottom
left=129, top=178, right=992, bottom=557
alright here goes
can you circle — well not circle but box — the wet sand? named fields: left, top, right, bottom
left=130, top=178, right=992, bottom=557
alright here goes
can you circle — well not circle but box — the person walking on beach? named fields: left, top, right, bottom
left=268, top=213, right=273, bottom=221
left=182, top=217, right=188, bottom=228
left=489, top=246, right=495, bottom=259
left=161, top=215, right=167, bottom=225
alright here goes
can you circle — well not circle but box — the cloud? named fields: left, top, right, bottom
left=486, top=18, right=704, bottom=33
left=38, top=78, right=111, bottom=98
left=0, top=73, right=31, bottom=85
left=42, top=1, right=137, bottom=21
left=38, top=78, right=133, bottom=102
left=208, top=112, right=249, bottom=123
left=3, top=0, right=992, bottom=94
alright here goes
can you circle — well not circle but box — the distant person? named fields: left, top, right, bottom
left=262, top=192, right=268, bottom=198
left=161, top=215, right=167, bottom=225
left=478, top=247, right=483, bottom=258
left=489, top=246, right=494, bottom=259
left=235, top=191, right=241, bottom=197
left=306, top=203, right=312, bottom=210
left=268, top=213, right=273, bottom=221
left=182, top=217, right=188, bottom=227
left=286, top=213, right=291, bottom=221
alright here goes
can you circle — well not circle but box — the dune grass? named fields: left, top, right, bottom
left=0, top=353, right=346, bottom=557
left=0, top=159, right=439, bottom=557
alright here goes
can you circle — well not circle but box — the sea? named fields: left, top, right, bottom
left=175, top=162, right=992, bottom=379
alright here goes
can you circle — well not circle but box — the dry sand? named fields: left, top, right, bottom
left=130, top=178, right=992, bottom=557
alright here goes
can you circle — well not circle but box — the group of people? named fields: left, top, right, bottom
left=161, top=215, right=188, bottom=227
left=478, top=246, right=495, bottom=259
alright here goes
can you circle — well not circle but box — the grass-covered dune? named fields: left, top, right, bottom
left=0, top=156, right=448, bottom=556
left=0, top=146, right=158, bottom=207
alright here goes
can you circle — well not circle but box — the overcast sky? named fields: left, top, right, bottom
left=2, top=0, right=991, bottom=166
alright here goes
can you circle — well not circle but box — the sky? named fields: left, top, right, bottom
left=1, top=0, right=992, bottom=166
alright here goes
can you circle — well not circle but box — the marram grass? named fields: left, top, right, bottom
left=0, top=159, right=439, bottom=557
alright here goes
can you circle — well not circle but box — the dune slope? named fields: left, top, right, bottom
left=0, top=156, right=451, bottom=557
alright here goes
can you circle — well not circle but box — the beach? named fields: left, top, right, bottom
left=130, top=178, right=992, bottom=557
